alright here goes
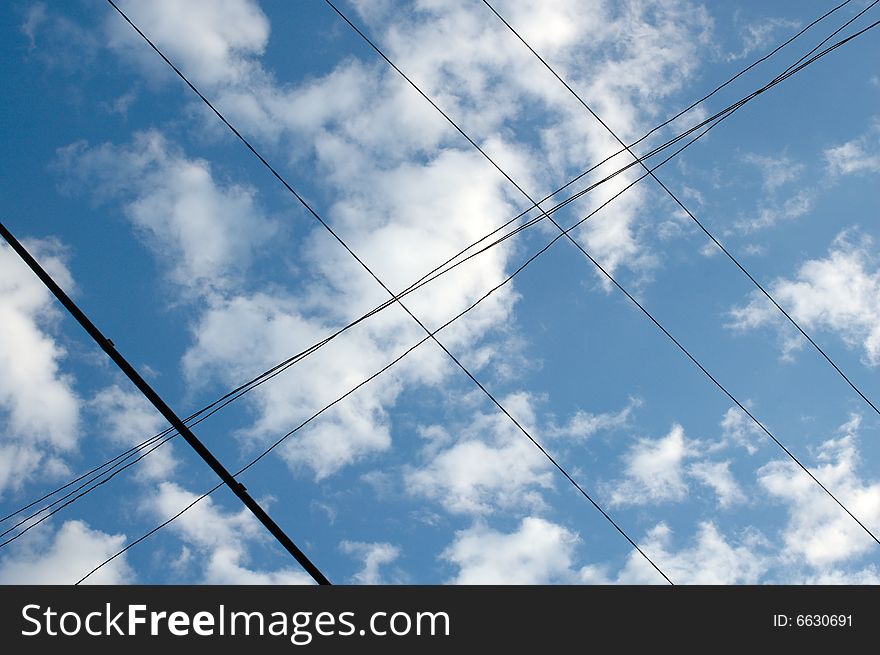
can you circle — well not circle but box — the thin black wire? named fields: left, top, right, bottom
left=482, top=0, right=880, bottom=416
left=6, top=2, right=871, bottom=544
left=783, top=0, right=879, bottom=75
left=76, top=123, right=707, bottom=584
left=6, top=0, right=853, bottom=525
left=326, top=0, right=880, bottom=547
left=0, top=95, right=735, bottom=539
left=76, top=20, right=880, bottom=581
left=103, top=0, right=671, bottom=583
left=0, top=113, right=691, bottom=541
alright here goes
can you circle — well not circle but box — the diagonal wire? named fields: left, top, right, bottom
left=75, top=15, right=880, bottom=580
left=481, top=0, right=880, bottom=415
left=5, top=1, right=871, bottom=549
left=103, top=0, right=671, bottom=582
left=76, top=121, right=713, bottom=584
left=5, top=0, right=855, bottom=526
left=325, top=0, right=880, bottom=547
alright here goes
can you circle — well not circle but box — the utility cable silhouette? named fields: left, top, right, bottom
left=483, top=0, right=880, bottom=420
left=0, top=222, right=331, bottom=585
left=105, top=0, right=671, bottom=582
left=325, top=0, right=880, bottom=547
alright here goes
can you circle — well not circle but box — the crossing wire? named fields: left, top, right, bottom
left=4, top=0, right=854, bottom=527
left=75, top=14, right=880, bottom=582
left=483, top=0, right=880, bottom=421
left=3, top=2, right=871, bottom=552
left=104, top=0, right=672, bottom=582
left=324, top=0, right=880, bottom=546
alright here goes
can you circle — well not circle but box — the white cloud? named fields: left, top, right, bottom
left=735, top=190, right=812, bottom=233
left=181, top=293, right=404, bottom=480
left=726, top=16, right=800, bottom=62
left=795, top=566, right=880, bottom=584
left=609, top=424, right=694, bottom=506
left=107, top=0, right=712, bottom=285
left=21, top=3, right=47, bottom=49
left=547, top=397, right=640, bottom=440
left=442, top=516, right=588, bottom=584
left=0, top=239, right=80, bottom=495
left=105, top=0, right=269, bottom=87
left=340, top=540, right=401, bottom=584
left=90, top=384, right=176, bottom=480
left=688, top=460, right=746, bottom=508
left=0, top=520, right=132, bottom=584
left=614, top=522, right=767, bottom=584
left=758, top=416, right=880, bottom=568
left=405, top=393, right=554, bottom=515
left=149, top=482, right=313, bottom=584
left=825, top=121, right=880, bottom=176
left=20, top=3, right=98, bottom=71
left=729, top=230, right=880, bottom=365
left=96, top=0, right=714, bottom=484
left=58, top=131, right=277, bottom=295
left=718, top=405, right=764, bottom=455
left=742, top=152, right=803, bottom=192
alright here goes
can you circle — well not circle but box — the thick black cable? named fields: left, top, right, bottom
left=0, top=222, right=331, bottom=585
left=326, top=1, right=880, bottom=549
left=482, top=0, right=880, bottom=418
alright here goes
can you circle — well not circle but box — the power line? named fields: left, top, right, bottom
left=8, top=0, right=851, bottom=526
left=0, top=91, right=746, bottom=542
left=5, top=5, right=871, bottom=546
left=325, top=1, right=880, bottom=546
left=77, top=137, right=694, bottom=583
left=481, top=0, right=880, bottom=416
left=75, top=17, right=880, bottom=580
left=0, top=222, right=331, bottom=585
left=102, top=0, right=671, bottom=584
left=783, top=0, right=879, bottom=75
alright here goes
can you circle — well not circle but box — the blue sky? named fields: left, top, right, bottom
left=1, top=0, right=879, bottom=584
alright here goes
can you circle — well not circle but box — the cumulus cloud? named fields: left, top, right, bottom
left=149, top=481, right=313, bottom=584
left=178, top=148, right=527, bottom=480
left=609, top=423, right=694, bottom=506
left=105, top=0, right=270, bottom=87
left=106, top=0, right=713, bottom=286
left=94, top=0, right=712, bottom=484
left=688, top=460, right=746, bottom=508
left=405, top=393, right=554, bottom=515
left=180, top=293, right=405, bottom=480
left=825, top=121, right=880, bottom=176
left=0, top=239, right=80, bottom=496
left=741, top=152, right=804, bottom=192
left=58, top=130, right=277, bottom=295
left=718, top=405, right=765, bottom=455
left=726, top=16, right=800, bottom=62
left=729, top=230, right=880, bottom=364
left=442, top=516, right=588, bottom=584
left=614, top=522, right=767, bottom=584
left=340, top=540, right=402, bottom=584
left=758, top=415, right=880, bottom=568
left=0, top=520, right=132, bottom=584
left=546, top=397, right=640, bottom=440
left=90, top=384, right=176, bottom=480
left=734, top=190, right=812, bottom=233
left=20, top=2, right=99, bottom=71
